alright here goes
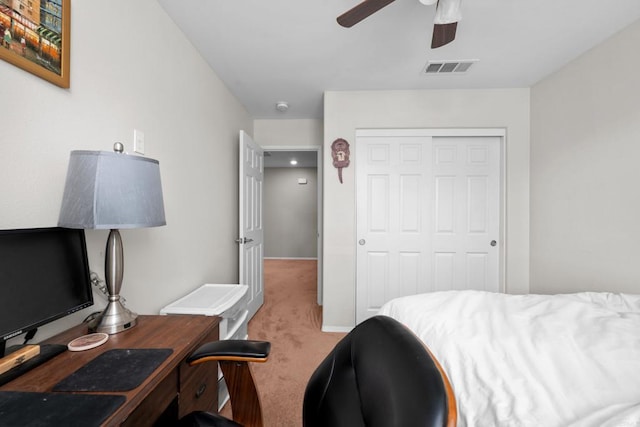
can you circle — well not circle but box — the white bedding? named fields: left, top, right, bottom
left=378, top=291, right=640, bottom=427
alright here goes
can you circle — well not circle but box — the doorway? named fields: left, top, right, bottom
left=263, top=148, right=323, bottom=305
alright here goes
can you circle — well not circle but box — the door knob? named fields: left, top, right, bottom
left=490, top=240, right=497, bottom=247
left=359, top=239, right=366, bottom=245
left=235, top=237, right=254, bottom=244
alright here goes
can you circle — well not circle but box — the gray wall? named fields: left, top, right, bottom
left=264, top=167, right=317, bottom=258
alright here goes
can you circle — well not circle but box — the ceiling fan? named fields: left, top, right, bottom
left=337, top=0, right=462, bottom=48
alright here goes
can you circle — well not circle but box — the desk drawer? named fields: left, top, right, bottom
left=178, top=327, right=219, bottom=417
left=122, top=370, right=178, bottom=427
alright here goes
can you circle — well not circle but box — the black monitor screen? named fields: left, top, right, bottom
left=0, top=227, right=93, bottom=344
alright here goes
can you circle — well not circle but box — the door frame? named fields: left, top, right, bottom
left=355, top=127, right=507, bottom=300
left=262, top=145, right=324, bottom=305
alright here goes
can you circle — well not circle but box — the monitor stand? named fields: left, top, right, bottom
left=0, top=343, right=67, bottom=386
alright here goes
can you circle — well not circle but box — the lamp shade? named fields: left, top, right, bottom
left=58, top=150, right=166, bottom=229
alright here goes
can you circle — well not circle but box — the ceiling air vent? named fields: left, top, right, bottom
left=423, top=60, right=477, bottom=75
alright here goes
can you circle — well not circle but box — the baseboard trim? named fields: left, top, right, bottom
left=321, top=325, right=353, bottom=333
left=264, top=257, right=318, bottom=260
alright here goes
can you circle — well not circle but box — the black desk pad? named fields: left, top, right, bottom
left=0, top=391, right=125, bottom=427
left=52, top=348, right=173, bottom=392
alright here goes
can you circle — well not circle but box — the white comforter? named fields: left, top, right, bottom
left=378, top=291, right=640, bottom=427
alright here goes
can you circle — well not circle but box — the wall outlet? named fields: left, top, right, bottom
left=134, top=129, right=145, bottom=154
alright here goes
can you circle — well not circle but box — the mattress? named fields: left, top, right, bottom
left=378, top=290, right=640, bottom=427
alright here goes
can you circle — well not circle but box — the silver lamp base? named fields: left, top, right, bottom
left=89, top=228, right=138, bottom=335
left=88, top=299, right=138, bottom=334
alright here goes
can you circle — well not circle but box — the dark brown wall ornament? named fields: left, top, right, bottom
left=331, top=138, right=350, bottom=184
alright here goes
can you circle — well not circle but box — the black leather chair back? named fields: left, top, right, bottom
left=303, top=316, right=453, bottom=427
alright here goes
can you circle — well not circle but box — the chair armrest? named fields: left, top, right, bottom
left=187, top=340, right=271, bottom=365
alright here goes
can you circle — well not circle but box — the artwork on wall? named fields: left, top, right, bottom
left=331, top=138, right=350, bottom=184
left=0, top=0, right=70, bottom=88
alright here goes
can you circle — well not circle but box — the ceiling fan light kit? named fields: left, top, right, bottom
left=433, top=0, right=462, bottom=24
left=337, top=0, right=462, bottom=48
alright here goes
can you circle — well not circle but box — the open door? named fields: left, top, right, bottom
left=238, top=130, right=264, bottom=321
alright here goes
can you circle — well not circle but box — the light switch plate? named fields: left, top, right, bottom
left=134, top=129, right=145, bottom=154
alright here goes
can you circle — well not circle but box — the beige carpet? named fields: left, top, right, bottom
left=222, top=259, right=346, bottom=426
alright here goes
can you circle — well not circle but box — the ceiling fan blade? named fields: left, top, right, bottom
left=430, top=0, right=461, bottom=48
left=337, top=0, right=396, bottom=28
left=431, top=22, right=457, bottom=48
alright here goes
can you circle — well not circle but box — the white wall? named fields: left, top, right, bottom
left=254, top=119, right=323, bottom=148
left=530, top=20, right=640, bottom=294
left=264, top=167, right=317, bottom=258
left=0, top=0, right=252, bottom=341
left=323, top=89, right=531, bottom=329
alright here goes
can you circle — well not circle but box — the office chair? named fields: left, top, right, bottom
left=180, top=315, right=456, bottom=427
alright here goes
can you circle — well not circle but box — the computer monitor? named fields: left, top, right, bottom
left=0, top=227, right=93, bottom=356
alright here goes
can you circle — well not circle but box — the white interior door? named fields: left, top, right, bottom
left=356, top=134, right=433, bottom=322
left=432, top=136, right=501, bottom=292
left=239, top=130, right=264, bottom=321
left=356, top=130, right=502, bottom=323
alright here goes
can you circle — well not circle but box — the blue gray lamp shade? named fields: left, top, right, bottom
left=58, top=150, right=166, bottom=229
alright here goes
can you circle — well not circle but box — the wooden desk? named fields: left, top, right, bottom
left=0, top=315, right=220, bottom=426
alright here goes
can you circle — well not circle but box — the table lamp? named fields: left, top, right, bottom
left=58, top=143, right=166, bottom=334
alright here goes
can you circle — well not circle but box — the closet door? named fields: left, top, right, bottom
left=356, top=131, right=502, bottom=324
left=431, top=136, right=501, bottom=293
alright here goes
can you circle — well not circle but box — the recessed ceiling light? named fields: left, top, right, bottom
left=290, top=159, right=298, bottom=165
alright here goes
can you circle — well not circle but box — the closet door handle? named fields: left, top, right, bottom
left=490, top=240, right=497, bottom=247
left=235, top=237, right=254, bottom=244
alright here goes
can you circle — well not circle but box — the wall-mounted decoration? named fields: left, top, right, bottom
left=0, top=0, right=70, bottom=88
left=331, top=138, right=350, bottom=184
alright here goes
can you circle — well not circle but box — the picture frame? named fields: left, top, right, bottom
left=0, top=0, right=70, bottom=88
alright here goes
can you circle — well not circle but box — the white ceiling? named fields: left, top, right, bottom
left=157, top=0, right=640, bottom=120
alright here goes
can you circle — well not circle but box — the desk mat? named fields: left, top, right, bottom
left=53, top=348, right=173, bottom=392
left=0, top=391, right=125, bottom=427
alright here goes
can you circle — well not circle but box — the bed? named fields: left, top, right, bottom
left=378, top=290, right=640, bottom=427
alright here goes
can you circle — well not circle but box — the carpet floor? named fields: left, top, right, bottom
left=222, top=259, right=346, bottom=426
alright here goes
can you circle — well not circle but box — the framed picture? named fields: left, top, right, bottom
left=0, top=0, right=70, bottom=88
